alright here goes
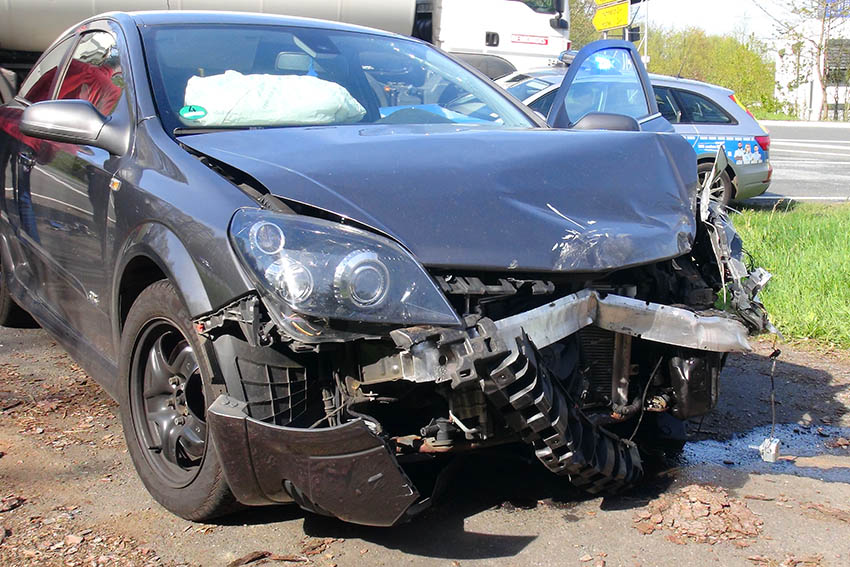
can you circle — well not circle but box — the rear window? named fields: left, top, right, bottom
left=141, top=24, right=535, bottom=134
left=674, top=89, right=733, bottom=124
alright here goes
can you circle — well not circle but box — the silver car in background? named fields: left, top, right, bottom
left=499, top=68, right=772, bottom=204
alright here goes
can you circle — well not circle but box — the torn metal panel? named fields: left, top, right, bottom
left=699, top=148, right=775, bottom=335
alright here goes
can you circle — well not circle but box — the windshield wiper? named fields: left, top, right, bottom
left=173, top=126, right=257, bottom=136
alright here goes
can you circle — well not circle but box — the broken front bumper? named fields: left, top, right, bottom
left=208, top=289, right=753, bottom=525
left=207, top=396, right=419, bottom=527
left=494, top=289, right=752, bottom=355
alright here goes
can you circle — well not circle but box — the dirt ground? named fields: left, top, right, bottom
left=3, top=326, right=850, bottom=567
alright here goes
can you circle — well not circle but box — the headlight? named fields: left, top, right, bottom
left=229, top=208, right=461, bottom=328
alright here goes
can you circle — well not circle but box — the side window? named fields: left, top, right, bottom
left=654, top=86, right=681, bottom=123
left=57, top=31, right=125, bottom=116
left=674, top=89, right=732, bottom=124
left=17, top=36, right=75, bottom=103
left=529, top=89, right=557, bottom=116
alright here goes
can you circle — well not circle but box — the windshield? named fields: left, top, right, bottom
left=516, top=1, right=557, bottom=14
left=141, top=24, right=535, bottom=134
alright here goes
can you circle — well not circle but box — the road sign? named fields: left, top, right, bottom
left=593, top=1, right=630, bottom=32
left=594, top=0, right=620, bottom=4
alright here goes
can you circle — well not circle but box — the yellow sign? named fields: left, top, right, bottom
left=594, top=0, right=622, bottom=5
left=593, top=1, right=630, bottom=32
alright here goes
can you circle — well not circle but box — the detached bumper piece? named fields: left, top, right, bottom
left=207, top=395, right=419, bottom=526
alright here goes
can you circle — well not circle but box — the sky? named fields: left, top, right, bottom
left=635, top=0, right=779, bottom=39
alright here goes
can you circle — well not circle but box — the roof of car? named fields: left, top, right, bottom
left=501, top=67, right=736, bottom=96
left=649, top=74, right=734, bottom=94
left=126, top=10, right=404, bottom=39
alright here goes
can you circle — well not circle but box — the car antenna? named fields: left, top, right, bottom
left=676, top=36, right=692, bottom=79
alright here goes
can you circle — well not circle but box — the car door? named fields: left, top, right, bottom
left=670, top=87, right=742, bottom=161
left=1, top=35, right=77, bottom=305
left=653, top=84, right=696, bottom=136
left=19, top=22, right=132, bottom=358
left=546, top=39, right=672, bottom=132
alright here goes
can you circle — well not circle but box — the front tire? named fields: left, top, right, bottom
left=698, top=162, right=733, bottom=206
left=119, top=280, right=236, bottom=521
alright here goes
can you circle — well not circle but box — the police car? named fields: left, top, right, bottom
left=499, top=68, right=772, bottom=204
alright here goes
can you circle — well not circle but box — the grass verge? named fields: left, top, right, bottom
left=752, top=110, right=800, bottom=121
left=733, top=202, right=850, bottom=350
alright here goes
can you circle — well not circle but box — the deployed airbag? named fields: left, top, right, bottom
left=183, top=71, right=366, bottom=127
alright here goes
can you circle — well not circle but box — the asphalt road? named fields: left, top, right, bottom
left=747, top=120, right=850, bottom=204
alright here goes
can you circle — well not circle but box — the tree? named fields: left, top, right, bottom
left=752, top=0, right=850, bottom=119
left=646, top=27, right=777, bottom=109
left=569, top=0, right=600, bottom=49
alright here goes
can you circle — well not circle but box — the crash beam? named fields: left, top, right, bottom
left=494, top=289, right=752, bottom=355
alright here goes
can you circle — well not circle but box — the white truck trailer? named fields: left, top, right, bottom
left=0, top=0, right=570, bottom=103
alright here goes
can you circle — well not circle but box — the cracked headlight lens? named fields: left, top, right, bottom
left=229, top=208, right=461, bottom=327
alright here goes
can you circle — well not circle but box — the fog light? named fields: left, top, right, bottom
left=334, top=250, right=389, bottom=308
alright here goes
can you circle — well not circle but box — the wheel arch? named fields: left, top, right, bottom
left=112, top=223, right=213, bottom=344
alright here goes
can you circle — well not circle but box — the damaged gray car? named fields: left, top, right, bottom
left=0, top=12, right=772, bottom=526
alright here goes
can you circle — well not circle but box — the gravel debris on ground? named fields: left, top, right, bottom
left=633, top=484, right=763, bottom=543
left=747, top=553, right=824, bottom=566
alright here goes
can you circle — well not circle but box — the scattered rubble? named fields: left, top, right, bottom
left=744, top=494, right=775, bottom=502
left=633, top=484, right=763, bottom=544
left=227, top=551, right=273, bottom=567
left=0, top=506, right=171, bottom=566
left=223, top=540, right=340, bottom=567
left=0, top=496, right=24, bottom=513
left=300, top=537, right=339, bottom=557
left=824, top=437, right=850, bottom=449
left=800, top=502, right=850, bottom=524
left=747, top=553, right=823, bottom=566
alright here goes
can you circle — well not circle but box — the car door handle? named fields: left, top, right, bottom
left=18, top=153, right=35, bottom=169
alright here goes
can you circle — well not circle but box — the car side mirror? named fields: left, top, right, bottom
left=20, top=99, right=129, bottom=155
left=571, top=112, right=639, bottom=132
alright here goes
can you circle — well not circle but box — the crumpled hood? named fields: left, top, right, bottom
left=181, top=124, right=698, bottom=273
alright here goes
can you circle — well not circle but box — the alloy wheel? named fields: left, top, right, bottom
left=130, top=321, right=208, bottom=488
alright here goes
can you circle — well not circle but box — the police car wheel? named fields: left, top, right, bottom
left=698, top=162, right=732, bottom=206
